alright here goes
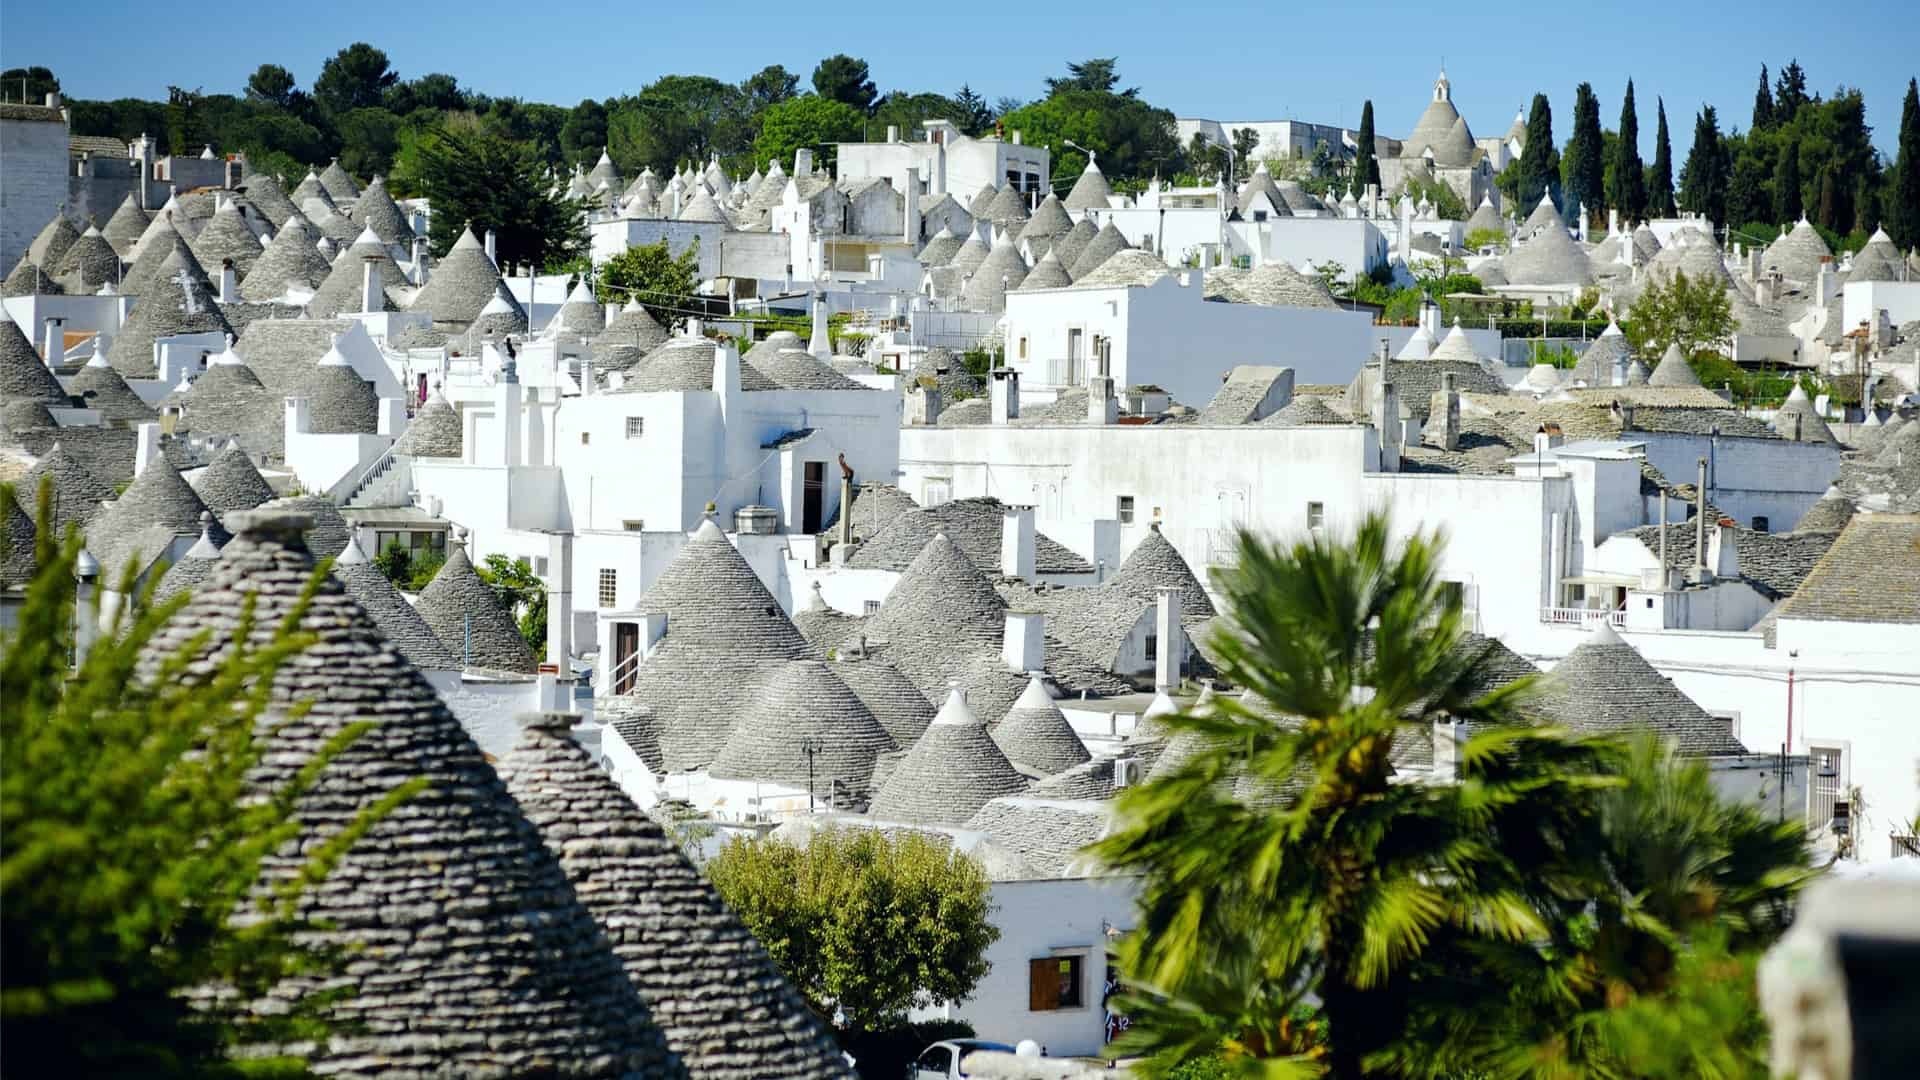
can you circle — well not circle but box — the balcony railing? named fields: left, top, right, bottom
left=1540, top=606, right=1627, bottom=628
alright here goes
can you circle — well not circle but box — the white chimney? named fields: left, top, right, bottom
left=902, top=170, right=920, bottom=247
left=1087, top=374, right=1118, bottom=424
left=133, top=422, right=161, bottom=476
left=1432, top=719, right=1463, bottom=780
left=990, top=368, right=1020, bottom=425
left=412, top=236, right=430, bottom=285
left=283, top=395, right=311, bottom=442
left=546, top=531, right=574, bottom=666
left=498, top=357, right=522, bottom=467
left=1154, top=586, right=1184, bottom=691
left=794, top=148, right=815, bottom=176
left=73, top=549, right=100, bottom=666
left=360, top=254, right=382, bottom=314
left=808, top=291, right=831, bottom=361
left=886, top=125, right=900, bottom=143
left=218, top=259, right=237, bottom=304
left=1001, top=505, right=1036, bottom=582
left=483, top=228, right=498, bottom=267
left=376, top=397, right=406, bottom=436
left=1001, top=610, right=1045, bottom=674
left=1433, top=371, right=1460, bottom=451
left=640, top=611, right=668, bottom=656
left=906, top=380, right=941, bottom=425
left=579, top=355, right=596, bottom=396
left=41, top=316, right=65, bottom=363
left=1707, top=517, right=1741, bottom=579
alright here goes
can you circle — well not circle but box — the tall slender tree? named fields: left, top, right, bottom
left=1648, top=98, right=1677, bottom=216
left=1773, top=139, right=1802, bottom=224
left=1751, top=65, right=1775, bottom=130
left=1680, top=105, right=1730, bottom=229
left=1353, top=100, right=1380, bottom=191
left=1608, top=79, right=1647, bottom=223
left=1774, top=60, right=1810, bottom=122
left=1815, top=167, right=1839, bottom=232
left=1564, top=82, right=1605, bottom=217
left=1890, top=77, right=1920, bottom=249
left=1517, top=92, right=1557, bottom=210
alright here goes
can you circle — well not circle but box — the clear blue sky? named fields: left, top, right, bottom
left=2, top=0, right=1912, bottom=156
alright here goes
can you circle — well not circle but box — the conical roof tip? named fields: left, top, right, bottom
left=932, top=687, right=977, bottom=727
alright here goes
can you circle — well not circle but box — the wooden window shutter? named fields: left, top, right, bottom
left=1028, top=958, right=1061, bottom=1011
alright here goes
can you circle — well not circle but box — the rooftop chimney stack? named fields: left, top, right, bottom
left=989, top=367, right=1020, bottom=425
left=546, top=531, right=574, bottom=669
left=40, top=316, right=65, bottom=363
left=906, top=379, right=941, bottom=425
left=1001, top=610, right=1045, bottom=674
left=1434, top=371, right=1460, bottom=451
left=1087, top=374, right=1118, bottom=424
left=1689, top=457, right=1711, bottom=583
left=1708, top=517, right=1741, bottom=578
left=1001, top=505, right=1036, bottom=582
left=483, top=228, right=497, bottom=267
left=360, top=254, right=381, bottom=314
left=1154, top=586, right=1185, bottom=692
left=133, top=422, right=161, bottom=477
left=218, top=258, right=237, bottom=304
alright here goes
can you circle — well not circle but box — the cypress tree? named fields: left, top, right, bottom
left=1774, top=60, right=1810, bottom=122
left=1890, top=78, right=1920, bottom=249
left=1772, top=140, right=1801, bottom=224
left=1752, top=65, right=1775, bottom=130
left=1608, top=80, right=1647, bottom=223
left=1815, top=168, right=1838, bottom=232
left=1565, top=82, right=1605, bottom=217
left=1680, top=105, right=1729, bottom=229
left=1354, top=100, right=1380, bottom=190
left=1648, top=99, right=1677, bottom=217
left=1517, top=93, right=1557, bottom=211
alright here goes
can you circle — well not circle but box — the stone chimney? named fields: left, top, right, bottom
left=361, top=254, right=382, bottom=314
left=218, top=258, right=238, bottom=304
left=1087, top=374, right=1118, bottom=424
left=546, top=531, right=574, bottom=667
left=1432, top=371, right=1460, bottom=451
left=1376, top=379, right=1400, bottom=468
left=1001, top=610, right=1045, bottom=674
left=1707, top=517, right=1740, bottom=579
left=1154, top=586, right=1184, bottom=691
left=40, top=316, right=64, bottom=363
left=807, top=291, right=831, bottom=361
left=906, top=379, right=941, bottom=425
left=412, top=236, right=430, bottom=285
left=902, top=169, right=920, bottom=247
left=133, top=422, right=161, bottom=476
left=483, top=228, right=498, bottom=267
left=1815, top=259, right=1838, bottom=306
left=990, top=367, right=1020, bottom=425
left=1001, top=504, right=1036, bottom=582
left=1688, top=457, right=1711, bottom=584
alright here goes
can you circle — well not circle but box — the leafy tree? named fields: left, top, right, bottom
left=415, top=119, right=586, bottom=270
left=244, top=64, right=296, bottom=108
left=0, top=65, right=59, bottom=102
left=1563, top=82, right=1605, bottom=217
left=1623, top=268, right=1735, bottom=360
left=1047, top=57, right=1134, bottom=98
left=559, top=98, right=609, bottom=166
left=871, top=92, right=971, bottom=142
left=1773, top=137, right=1803, bottom=223
left=753, top=94, right=863, bottom=174
left=336, top=107, right=398, bottom=178
left=1726, top=136, right=1771, bottom=231
left=475, top=553, right=546, bottom=658
left=1648, top=97, right=1677, bottom=216
left=0, top=481, right=405, bottom=1076
left=608, top=93, right=699, bottom=175
left=1516, top=92, right=1559, bottom=210
left=1400, top=174, right=1466, bottom=220
left=313, top=42, right=397, bottom=116
left=1752, top=64, right=1775, bottom=130
left=1891, top=79, right=1920, bottom=248
left=1231, top=127, right=1262, bottom=176
left=999, top=89, right=1184, bottom=186
left=811, top=54, right=876, bottom=113
left=1774, top=59, right=1811, bottom=122
left=952, top=85, right=993, bottom=134
left=707, top=827, right=998, bottom=1034
left=1352, top=101, right=1379, bottom=191
left=1680, top=105, right=1730, bottom=229
left=993, top=95, right=1026, bottom=120
left=1608, top=79, right=1647, bottom=223
left=741, top=64, right=800, bottom=111
left=385, top=72, right=464, bottom=116
left=595, top=236, right=701, bottom=334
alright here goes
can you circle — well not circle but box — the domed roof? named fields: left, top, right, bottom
left=1533, top=622, right=1745, bottom=755
left=409, top=226, right=517, bottom=328
left=187, top=441, right=275, bottom=516
left=1, top=317, right=64, bottom=403
left=52, top=225, right=121, bottom=294
left=1647, top=343, right=1702, bottom=388
left=304, top=229, right=405, bottom=318
left=710, top=660, right=896, bottom=795
left=1067, top=222, right=1133, bottom=280
left=100, top=194, right=152, bottom=258
left=187, top=199, right=264, bottom=279
left=391, top=391, right=463, bottom=458
left=992, top=675, right=1092, bottom=775
left=331, top=538, right=459, bottom=671
left=1062, top=160, right=1112, bottom=212
left=1403, top=71, right=1475, bottom=166
left=415, top=540, right=539, bottom=673
left=962, top=238, right=1029, bottom=312
left=241, top=212, right=332, bottom=301
left=868, top=688, right=1029, bottom=826
left=351, top=175, right=415, bottom=247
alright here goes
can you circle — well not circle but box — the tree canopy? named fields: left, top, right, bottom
left=811, top=54, right=876, bottom=113
left=414, top=118, right=586, bottom=270
left=312, top=42, right=397, bottom=116
left=1607, top=79, right=1647, bottom=222
left=595, top=237, right=701, bottom=333
left=753, top=95, right=864, bottom=175
left=1516, top=92, right=1559, bottom=211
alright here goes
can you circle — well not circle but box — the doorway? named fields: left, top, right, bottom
left=613, top=622, right=639, bottom=694
left=803, top=461, right=827, bottom=534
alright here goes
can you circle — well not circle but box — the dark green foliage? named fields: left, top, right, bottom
left=1608, top=80, right=1647, bottom=222
left=871, top=93, right=973, bottom=143
left=312, top=42, right=396, bottom=116
left=594, top=237, right=700, bottom=333
left=1774, top=60, right=1811, bottom=121
left=1517, top=93, right=1559, bottom=210
left=0, top=480, right=409, bottom=1077
left=1232, top=127, right=1262, bottom=175
left=374, top=542, right=444, bottom=592
left=0, top=66, right=59, bottom=102
left=742, top=65, right=800, bottom=112
left=753, top=95, right=863, bottom=175
left=953, top=85, right=993, bottom=134
left=1563, top=83, right=1605, bottom=216
left=245, top=65, right=296, bottom=108
left=838, top=1019, right=974, bottom=1080
left=1047, top=57, right=1130, bottom=97
left=1773, top=139, right=1802, bottom=223
left=1752, top=65, right=1775, bottom=130
left=475, top=553, right=547, bottom=657
left=415, top=120, right=586, bottom=271
left=1890, top=79, right=1920, bottom=248
left=1679, top=105, right=1730, bottom=228
left=558, top=99, right=608, bottom=166
left=811, top=54, right=877, bottom=113
left=1353, top=101, right=1379, bottom=190
left=1649, top=98, right=1677, bottom=216
left=999, top=85, right=1184, bottom=187
left=1726, top=138, right=1770, bottom=231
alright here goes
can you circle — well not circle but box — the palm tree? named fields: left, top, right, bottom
left=1094, top=514, right=1622, bottom=1078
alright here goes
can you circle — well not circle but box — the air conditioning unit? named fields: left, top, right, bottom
left=1112, top=757, right=1142, bottom=789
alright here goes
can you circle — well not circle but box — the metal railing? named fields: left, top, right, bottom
left=1539, top=606, right=1627, bottom=628
left=334, top=441, right=403, bottom=506
left=599, top=647, right=643, bottom=697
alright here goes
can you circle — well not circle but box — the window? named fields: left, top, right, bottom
left=581, top=431, right=591, bottom=445
left=1029, top=954, right=1086, bottom=1011
left=532, top=556, right=549, bottom=577
left=1253, top=210, right=1269, bottom=223
left=1018, top=336, right=1028, bottom=360
left=1751, top=515, right=1769, bottom=533
left=1144, top=634, right=1157, bottom=663
left=597, top=568, right=617, bottom=607
left=863, top=600, right=881, bottom=616
left=913, top=1045, right=953, bottom=1076
left=1307, top=501, right=1325, bottom=530
left=924, top=478, right=951, bottom=507
left=622, top=520, right=645, bottom=532
left=1116, top=495, right=1136, bottom=525
left=1809, top=745, right=1847, bottom=828
left=625, top=416, right=644, bottom=439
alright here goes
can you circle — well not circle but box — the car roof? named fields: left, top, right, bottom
left=948, top=1039, right=1016, bottom=1051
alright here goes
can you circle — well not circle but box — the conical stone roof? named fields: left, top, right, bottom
left=1464, top=197, right=1506, bottom=236
left=1533, top=622, right=1745, bottom=755
left=1025, top=193, right=1073, bottom=238
left=1521, top=191, right=1564, bottom=236
left=188, top=200, right=265, bottom=279
left=1217, top=260, right=1339, bottom=309
left=87, top=454, right=208, bottom=572
left=948, top=231, right=991, bottom=278
left=3, top=253, right=62, bottom=297
left=392, top=391, right=463, bottom=457
left=168, top=359, right=284, bottom=460
left=869, top=689, right=1029, bottom=826
left=188, top=441, right=275, bottom=515
left=120, top=217, right=200, bottom=297
left=1762, top=218, right=1832, bottom=283
left=501, top=713, right=854, bottom=1079
left=864, top=533, right=1007, bottom=695
left=318, top=158, right=361, bottom=202
left=416, top=542, right=539, bottom=673
left=601, top=300, right=670, bottom=352
left=1051, top=218, right=1099, bottom=273
left=1073, top=248, right=1166, bottom=289
left=305, top=229, right=405, bottom=318
left=639, top=518, right=812, bottom=659
left=1111, top=523, right=1217, bottom=619
left=2, top=317, right=65, bottom=403
left=52, top=226, right=121, bottom=294
left=918, top=226, right=965, bottom=267
left=133, top=510, right=675, bottom=1074
left=1, top=492, right=37, bottom=588
left=1062, top=161, right=1113, bottom=212
left=352, top=176, right=414, bottom=247
left=20, top=443, right=114, bottom=536
left=1567, top=321, right=1630, bottom=387
left=1428, top=319, right=1480, bottom=362
left=711, top=660, right=898, bottom=796
left=984, top=185, right=1030, bottom=225
left=992, top=675, right=1091, bottom=775
left=332, top=538, right=458, bottom=671
left=290, top=170, right=332, bottom=210
left=556, top=281, right=605, bottom=336
left=962, top=240, right=1028, bottom=313
left=1068, top=222, right=1131, bottom=280
left=241, top=212, right=332, bottom=301
left=1504, top=220, right=1593, bottom=285
left=678, top=187, right=732, bottom=225
left=100, top=194, right=152, bottom=258
left=234, top=169, right=299, bottom=229
left=110, top=242, right=233, bottom=378
left=71, top=356, right=158, bottom=424
left=1792, top=487, right=1855, bottom=534
left=829, top=655, right=937, bottom=746
left=307, top=345, right=380, bottom=434
left=1770, top=382, right=1838, bottom=445
left=410, top=227, right=515, bottom=328
left=150, top=512, right=223, bottom=602
left=256, top=495, right=349, bottom=558
left=1647, top=343, right=1702, bottom=388
left=1018, top=248, right=1072, bottom=291
left=27, top=213, right=79, bottom=269
left=968, top=184, right=1000, bottom=218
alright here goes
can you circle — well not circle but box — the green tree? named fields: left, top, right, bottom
left=475, top=553, right=547, bottom=658
left=335, top=106, right=398, bottom=178
left=707, top=827, right=998, bottom=1034
left=312, top=42, right=396, bottom=116
left=1608, top=79, right=1647, bottom=223
left=1352, top=101, right=1379, bottom=191
left=415, top=119, right=586, bottom=270
left=165, top=85, right=206, bottom=160
left=0, top=482, right=404, bottom=1076
left=811, top=54, right=876, bottom=113
left=753, top=94, right=863, bottom=174
left=742, top=65, right=800, bottom=111
left=1563, top=83, right=1605, bottom=217
left=386, top=72, right=463, bottom=115
left=1648, top=98, right=1677, bottom=216
left=1517, top=92, right=1559, bottom=210
left=871, top=92, right=971, bottom=142
left=1680, top=105, right=1730, bottom=229
left=1773, top=137, right=1803, bottom=223
left=998, top=90, right=1184, bottom=186
left=1890, top=78, right=1920, bottom=248
left=1774, top=59, right=1811, bottom=122
left=1232, top=127, right=1262, bottom=177
left=0, top=66, right=59, bottom=103
left=559, top=98, right=609, bottom=166
left=953, top=84, right=993, bottom=134
left=595, top=236, right=700, bottom=333
left=1752, top=64, right=1775, bottom=130
left=1726, top=134, right=1770, bottom=230
left=244, top=64, right=296, bottom=108
left=1046, top=57, right=1132, bottom=97
left=1623, top=268, right=1736, bottom=360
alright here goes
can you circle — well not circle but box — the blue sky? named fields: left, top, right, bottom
left=3, top=0, right=1912, bottom=156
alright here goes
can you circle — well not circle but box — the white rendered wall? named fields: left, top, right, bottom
left=1844, top=280, right=1920, bottom=332
left=0, top=115, right=69, bottom=275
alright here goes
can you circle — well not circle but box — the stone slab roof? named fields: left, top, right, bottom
left=415, top=543, right=538, bottom=673
left=1533, top=624, right=1746, bottom=754
left=963, top=798, right=1109, bottom=878
left=711, top=660, right=897, bottom=797
left=847, top=497, right=1092, bottom=576
left=869, top=690, right=1029, bottom=826
left=991, top=675, right=1092, bottom=775
left=1771, top=514, right=1920, bottom=625
left=187, top=442, right=275, bottom=516
left=333, top=540, right=459, bottom=671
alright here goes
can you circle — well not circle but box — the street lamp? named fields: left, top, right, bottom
left=799, top=735, right=822, bottom=812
